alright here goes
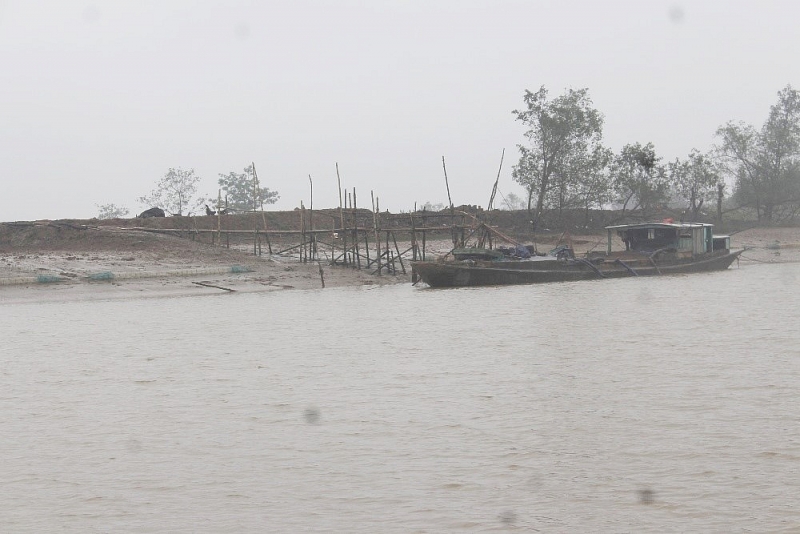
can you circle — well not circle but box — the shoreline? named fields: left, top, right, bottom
left=2, top=226, right=799, bottom=303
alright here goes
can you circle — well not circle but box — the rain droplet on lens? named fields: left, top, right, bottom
left=499, top=510, right=517, bottom=525
left=668, top=5, right=685, bottom=24
left=638, top=488, right=655, bottom=504
left=304, top=407, right=320, bottom=424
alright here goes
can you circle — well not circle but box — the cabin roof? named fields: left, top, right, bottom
left=604, top=222, right=713, bottom=231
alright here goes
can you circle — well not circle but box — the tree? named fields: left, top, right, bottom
left=138, top=167, right=202, bottom=216
left=559, top=145, right=613, bottom=221
left=668, top=150, right=720, bottom=221
left=715, top=121, right=763, bottom=216
left=715, top=85, right=800, bottom=221
left=95, top=203, right=129, bottom=219
left=500, top=192, right=527, bottom=210
left=611, top=142, right=669, bottom=217
left=511, top=86, right=606, bottom=223
left=217, top=163, right=279, bottom=212
left=418, top=201, right=445, bottom=212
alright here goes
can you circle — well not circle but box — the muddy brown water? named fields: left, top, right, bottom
left=1, top=261, right=799, bottom=532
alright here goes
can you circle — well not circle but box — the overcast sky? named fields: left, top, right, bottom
left=1, top=1, right=798, bottom=221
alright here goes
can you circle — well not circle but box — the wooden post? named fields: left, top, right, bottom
left=392, top=231, right=406, bottom=274
left=217, top=189, right=222, bottom=246
left=487, top=148, right=504, bottom=211
left=253, top=162, right=269, bottom=254
left=385, top=229, right=391, bottom=273
left=339, top=192, right=350, bottom=265
left=371, top=191, right=381, bottom=275
left=422, top=211, right=427, bottom=260
left=336, top=162, right=344, bottom=265
left=300, top=202, right=306, bottom=263
left=442, top=155, right=457, bottom=248
left=353, top=188, right=361, bottom=270
left=410, top=212, right=418, bottom=261
left=309, top=174, right=316, bottom=261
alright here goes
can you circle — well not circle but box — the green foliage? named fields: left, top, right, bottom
left=95, top=203, right=129, bottom=219
left=419, top=201, right=446, bottom=212
left=138, top=168, right=201, bottom=216
left=611, top=142, right=669, bottom=216
left=512, top=86, right=607, bottom=222
left=668, top=150, right=720, bottom=220
left=715, top=85, right=800, bottom=221
left=217, top=164, right=279, bottom=212
left=500, top=192, right=527, bottom=210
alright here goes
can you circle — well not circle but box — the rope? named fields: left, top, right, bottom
left=738, top=254, right=789, bottom=264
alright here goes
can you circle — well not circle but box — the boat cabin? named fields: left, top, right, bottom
left=605, top=222, right=728, bottom=257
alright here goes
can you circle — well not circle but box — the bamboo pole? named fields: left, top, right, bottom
left=391, top=231, right=406, bottom=274
left=300, top=201, right=306, bottom=263
left=410, top=212, right=418, bottom=261
left=252, top=164, right=259, bottom=255
left=371, top=191, right=381, bottom=275
left=442, top=155, right=454, bottom=210
left=353, top=188, right=361, bottom=269
left=253, top=162, right=269, bottom=255
left=217, top=189, right=222, bottom=246
left=422, top=212, right=427, bottom=260
left=309, top=174, right=316, bottom=261
left=487, top=148, right=505, bottom=211
left=336, top=162, right=344, bottom=230
left=385, top=229, right=391, bottom=273
left=442, top=155, right=458, bottom=248
left=339, top=191, right=349, bottom=265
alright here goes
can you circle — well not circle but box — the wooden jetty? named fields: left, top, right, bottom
left=129, top=195, right=514, bottom=277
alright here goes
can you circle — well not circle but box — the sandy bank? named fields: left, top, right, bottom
left=1, top=222, right=797, bottom=302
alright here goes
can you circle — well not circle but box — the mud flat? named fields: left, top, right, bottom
left=0, top=223, right=405, bottom=302
left=1, top=221, right=797, bottom=302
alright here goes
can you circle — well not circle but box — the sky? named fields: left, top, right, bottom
left=1, top=0, right=798, bottom=221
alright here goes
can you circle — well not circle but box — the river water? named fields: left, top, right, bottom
left=1, top=261, right=799, bottom=533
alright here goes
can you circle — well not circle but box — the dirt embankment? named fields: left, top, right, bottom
left=0, top=220, right=402, bottom=299
left=1, top=211, right=798, bottom=300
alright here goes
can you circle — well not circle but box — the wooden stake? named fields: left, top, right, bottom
left=442, top=155, right=454, bottom=209
left=353, top=188, right=361, bottom=270
left=442, top=155, right=457, bottom=247
left=217, top=189, right=222, bottom=246
left=308, top=174, right=317, bottom=262
left=371, top=191, right=381, bottom=275
left=487, top=148, right=505, bottom=211
left=253, top=162, right=269, bottom=252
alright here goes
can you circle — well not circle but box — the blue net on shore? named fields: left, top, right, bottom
left=36, top=275, right=64, bottom=284
left=88, top=271, right=115, bottom=281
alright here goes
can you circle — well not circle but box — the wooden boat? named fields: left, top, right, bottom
left=411, top=222, right=743, bottom=288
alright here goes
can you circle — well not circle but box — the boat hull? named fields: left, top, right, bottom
left=411, top=250, right=743, bottom=288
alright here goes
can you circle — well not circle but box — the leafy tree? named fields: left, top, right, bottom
left=611, top=142, right=669, bottom=217
left=95, top=203, right=129, bottom=219
left=558, top=145, right=613, bottom=220
left=715, top=121, right=762, bottom=215
left=511, top=86, right=606, bottom=223
left=217, top=163, right=279, bottom=212
left=500, top=192, right=527, bottom=210
left=418, top=201, right=445, bottom=212
left=668, top=150, right=720, bottom=221
left=138, top=167, right=201, bottom=216
left=715, top=85, right=800, bottom=221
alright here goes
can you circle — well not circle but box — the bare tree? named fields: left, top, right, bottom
left=138, top=167, right=201, bottom=216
